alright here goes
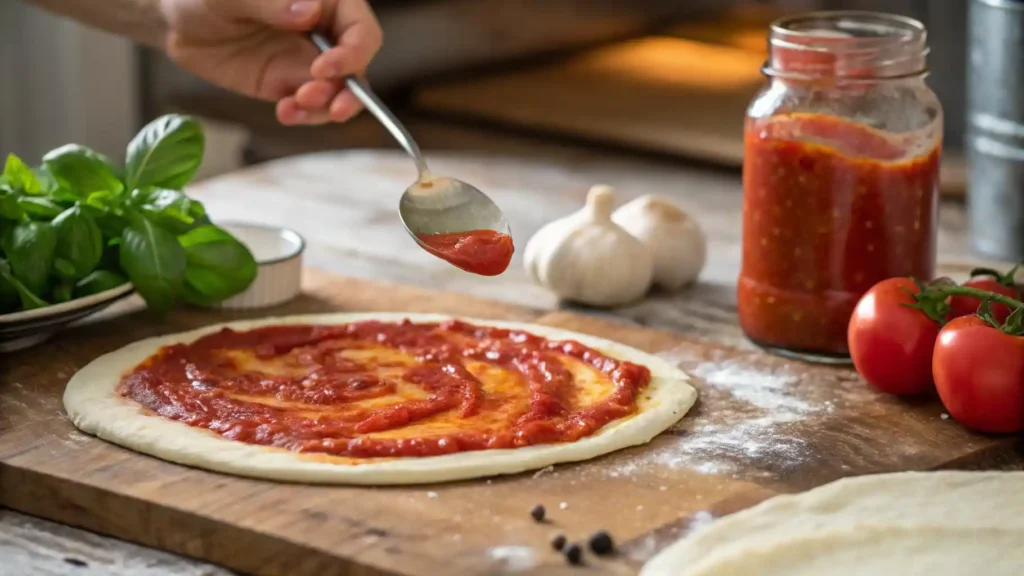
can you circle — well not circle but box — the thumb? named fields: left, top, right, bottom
left=215, top=0, right=322, bottom=30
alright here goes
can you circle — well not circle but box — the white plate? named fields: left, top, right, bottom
left=0, top=282, right=134, bottom=352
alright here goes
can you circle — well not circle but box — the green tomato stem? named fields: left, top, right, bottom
left=937, top=285, right=1024, bottom=310
left=968, top=264, right=1020, bottom=287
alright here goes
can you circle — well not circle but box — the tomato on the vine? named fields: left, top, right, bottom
left=848, top=277, right=940, bottom=396
left=948, top=267, right=1020, bottom=323
left=932, top=315, right=1024, bottom=434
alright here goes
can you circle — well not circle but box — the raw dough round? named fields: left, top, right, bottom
left=641, top=471, right=1024, bottom=576
left=63, top=313, right=697, bottom=485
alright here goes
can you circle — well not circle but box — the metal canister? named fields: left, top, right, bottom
left=967, top=0, right=1024, bottom=261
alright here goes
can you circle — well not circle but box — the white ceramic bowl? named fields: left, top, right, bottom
left=0, top=282, right=135, bottom=352
left=212, top=222, right=305, bottom=310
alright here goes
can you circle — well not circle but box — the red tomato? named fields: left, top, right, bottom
left=932, top=315, right=1024, bottom=434
left=948, top=277, right=1018, bottom=323
left=848, top=278, right=940, bottom=395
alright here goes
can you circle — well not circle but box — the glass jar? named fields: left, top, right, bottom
left=738, top=11, right=942, bottom=363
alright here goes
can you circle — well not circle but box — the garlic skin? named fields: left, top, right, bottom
left=524, top=185, right=654, bottom=307
left=611, top=195, right=706, bottom=291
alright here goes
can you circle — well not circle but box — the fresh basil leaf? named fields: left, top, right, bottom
left=1, top=220, right=56, bottom=297
left=77, top=203, right=121, bottom=237
left=17, top=196, right=64, bottom=220
left=178, top=224, right=257, bottom=305
left=51, top=281, right=73, bottom=303
left=119, top=214, right=186, bottom=314
left=82, top=191, right=129, bottom=239
left=130, top=186, right=206, bottom=218
left=52, top=205, right=103, bottom=281
left=0, top=187, right=24, bottom=221
left=43, top=144, right=124, bottom=197
left=86, top=190, right=124, bottom=211
left=0, top=257, right=48, bottom=310
left=53, top=258, right=76, bottom=279
left=130, top=186, right=208, bottom=234
left=125, top=114, right=204, bottom=191
left=74, top=269, right=128, bottom=298
left=33, top=165, right=59, bottom=194
left=3, top=154, right=42, bottom=195
left=96, top=240, right=121, bottom=272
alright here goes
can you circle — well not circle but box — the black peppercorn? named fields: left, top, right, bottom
left=551, top=534, right=567, bottom=551
left=588, top=530, right=614, bottom=555
left=564, top=543, right=583, bottom=565
left=530, top=504, right=545, bottom=522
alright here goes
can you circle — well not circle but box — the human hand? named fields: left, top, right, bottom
left=160, top=0, right=382, bottom=126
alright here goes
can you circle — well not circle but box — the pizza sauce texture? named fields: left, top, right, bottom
left=417, top=230, right=515, bottom=276
left=117, top=319, right=651, bottom=458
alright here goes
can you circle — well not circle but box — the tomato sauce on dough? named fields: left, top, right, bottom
left=738, top=113, right=939, bottom=355
left=118, top=319, right=650, bottom=458
left=417, top=230, right=514, bottom=276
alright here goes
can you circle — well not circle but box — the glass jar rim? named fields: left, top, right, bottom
left=765, top=11, right=929, bottom=80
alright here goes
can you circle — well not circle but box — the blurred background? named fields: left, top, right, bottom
left=0, top=0, right=968, bottom=196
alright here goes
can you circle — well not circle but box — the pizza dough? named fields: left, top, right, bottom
left=641, top=470, right=1024, bottom=576
left=63, top=313, right=697, bottom=485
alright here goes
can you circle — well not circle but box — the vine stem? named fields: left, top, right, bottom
left=935, top=285, right=1024, bottom=311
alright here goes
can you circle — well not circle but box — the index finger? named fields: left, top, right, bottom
left=310, top=0, right=383, bottom=79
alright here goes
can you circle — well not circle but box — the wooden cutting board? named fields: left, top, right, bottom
left=1, top=269, right=1018, bottom=576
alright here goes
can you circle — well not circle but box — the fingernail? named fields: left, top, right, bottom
left=292, top=109, right=308, bottom=123
left=289, top=1, right=319, bottom=19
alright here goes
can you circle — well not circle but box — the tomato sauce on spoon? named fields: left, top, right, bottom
left=417, top=230, right=514, bottom=276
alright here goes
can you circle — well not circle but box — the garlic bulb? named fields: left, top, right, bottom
left=524, top=185, right=654, bottom=307
left=611, top=195, right=706, bottom=291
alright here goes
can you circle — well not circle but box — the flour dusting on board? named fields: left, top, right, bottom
left=625, top=510, right=718, bottom=563
left=690, top=361, right=810, bottom=414
left=608, top=350, right=824, bottom=479
left=487, top=546, right=539, bottom=572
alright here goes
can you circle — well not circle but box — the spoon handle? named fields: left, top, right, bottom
left=307, top=32, right=428, bottom=175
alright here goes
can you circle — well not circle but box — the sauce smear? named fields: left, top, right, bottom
left=417, top=230, right=514, bottom=276
left=118, top=319, right=650, bottom=458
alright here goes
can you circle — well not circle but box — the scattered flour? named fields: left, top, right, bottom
left=687, top=510, right=716, bottom=534
left=626, top=510, right=718, bottom=563
left=532, top=465, right=555, bottom=479
left=690, top=361, right=810, bottom=414
left=426, top=491, right=438, bottom=499
left=608, top=353, right=822, bottom=479
left=487, top=546, right=538, bottom=572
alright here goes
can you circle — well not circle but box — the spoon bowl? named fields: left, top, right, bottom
left=307, top=32, right=511, bottom=254
left=399, top=173, right=511, bottom=243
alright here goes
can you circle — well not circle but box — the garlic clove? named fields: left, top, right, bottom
left=523, top=185, right=655, bottom=307
left=584, top=184, right=616, bottom=220
left=612, top=194, right=706, bottom=291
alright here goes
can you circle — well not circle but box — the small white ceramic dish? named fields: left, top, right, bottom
left=0, top=282, right=135, bottom=352
left=213, top=222, right=305, bottom=310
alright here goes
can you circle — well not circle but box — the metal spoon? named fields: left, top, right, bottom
left=307, top=32, right=511, bottom=247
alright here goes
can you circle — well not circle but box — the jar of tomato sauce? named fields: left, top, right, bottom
left=738, top=11, right=942, bottom=363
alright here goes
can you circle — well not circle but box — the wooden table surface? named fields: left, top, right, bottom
left=0, top=134, right=1007, bottom=575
